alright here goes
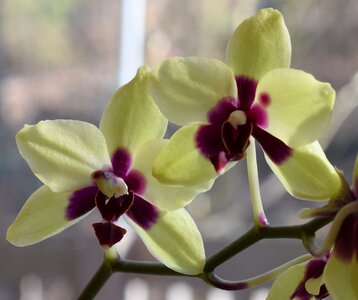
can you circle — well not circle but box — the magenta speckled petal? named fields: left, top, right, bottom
left=207, top=97, right=238, bottom=124
left=126, top=194, right=159, bottom=230
left=248, top=104, right=268, bottom=128
left=236, top=76, right=258, bottom=110
left=196, top=124, right=225, bottom=157
left=125, top=169, right=146, bottom=195
left=334, top=215, right=358, bottom=262
left=65, top=185, right=98, bottom=220
left=291, top=258, right=328, bottom=300
left=252, top=125, right=292, bottom=164
left=111, top=148, right=132, bottom=178
left=196, top=124, right=231, bottom=172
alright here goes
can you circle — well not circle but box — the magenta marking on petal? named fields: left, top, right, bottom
left=248, top=104, right=268, bottom=128
left=207, top=97, right=238, bottom=124
left=196, top=124, right=240, bottom=173
left=197, top=83, right=259, bottom=172
left=305, top=258, right=326, bottom=279
left=92, top=222, right=127, bottom=247
left=259, top=92, right=271, bottom=107
left=126, top=194, right=159, bottom=230
left=196, top=118, right=251, bottom=172
left=334, top=214, right=358, bottom=262
left=196, top=124, right=228, bottom=173
left=65, top=185, right=97, bottom=220
left=252, top=125, right=292, bottom=164
left=196, top=124, right=225, bottom=157
left=290, top=258, right=329, bottom=300
left=125, top=169, right=146, bottom=195
left=235, top=76, right=258, bottom=111
left=354, top=178, right=358, bottom=197
left=111, top=148, right=132, bottom=178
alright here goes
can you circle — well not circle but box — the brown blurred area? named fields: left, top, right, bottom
left=0, top=0, right=357, bottom=299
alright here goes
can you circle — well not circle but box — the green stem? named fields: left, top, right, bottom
left=206, top=254, right=312, bottom=290
left=305, top=201, right=358, bottom=257
left=77, top=260, right=113, bottom=300
left=205, top=226, right=260, bottom=272
left=205, top=217, right=331, bottom=272
left=112, top=259, right=193, bottom=276
left=78, top=216, right=332, bottom=297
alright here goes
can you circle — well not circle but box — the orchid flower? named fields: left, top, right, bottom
left=7, top=66, right=208, bottom=275
left=148, top=8, right=335, bottom=190
left=267, top=155, right=358, bottom=299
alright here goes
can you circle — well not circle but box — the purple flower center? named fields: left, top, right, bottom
left=196, top=76, right=291, bottom=172
left=65, top=147, right=159, bottom=247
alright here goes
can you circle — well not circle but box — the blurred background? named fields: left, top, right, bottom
left=1, top=0, right=358, bottom=299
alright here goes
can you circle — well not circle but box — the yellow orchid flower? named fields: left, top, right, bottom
left=7, top=67, right=207, bottom=275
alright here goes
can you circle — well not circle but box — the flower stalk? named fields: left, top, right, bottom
left=76, top=216, right=333, bottom=299
left=246, top=137, right=269, bottom=227
left=78, top=260, right=113, bottom=300
left=304, top=201, right=358, bottom=257
left=206, top=254, right=312, bottom=291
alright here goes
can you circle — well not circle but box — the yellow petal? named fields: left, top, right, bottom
left=7, top=186, right=89, bottom=246
left=305, top=274, right=325, bottom=296
left=256, top=68, right=335, bottom=148
left=125, top=208, right=205, bottom=275
left=133, top=139, right=214, bottom=211
left=324, top=253, right=358, bottom=299
left=267, top=263, right=307, bottom=300
left=266, top=142, right=342, bottom=200
left=226, top=8, right=291, bottom=80
left=149, top=56, right=237, bottom=125
left=16, top=120, right=111, bottom=192
left=153, top=124, right=218, bottom=186
left=100, top=66, right=167, bottom=157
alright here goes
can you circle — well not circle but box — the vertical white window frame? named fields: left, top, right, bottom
left=118, top=0, right=147, bottom=87
left=115, top=0, right=147, bottom=257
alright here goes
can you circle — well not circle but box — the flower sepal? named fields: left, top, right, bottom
left=299, top=170, right=355, bottom=219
